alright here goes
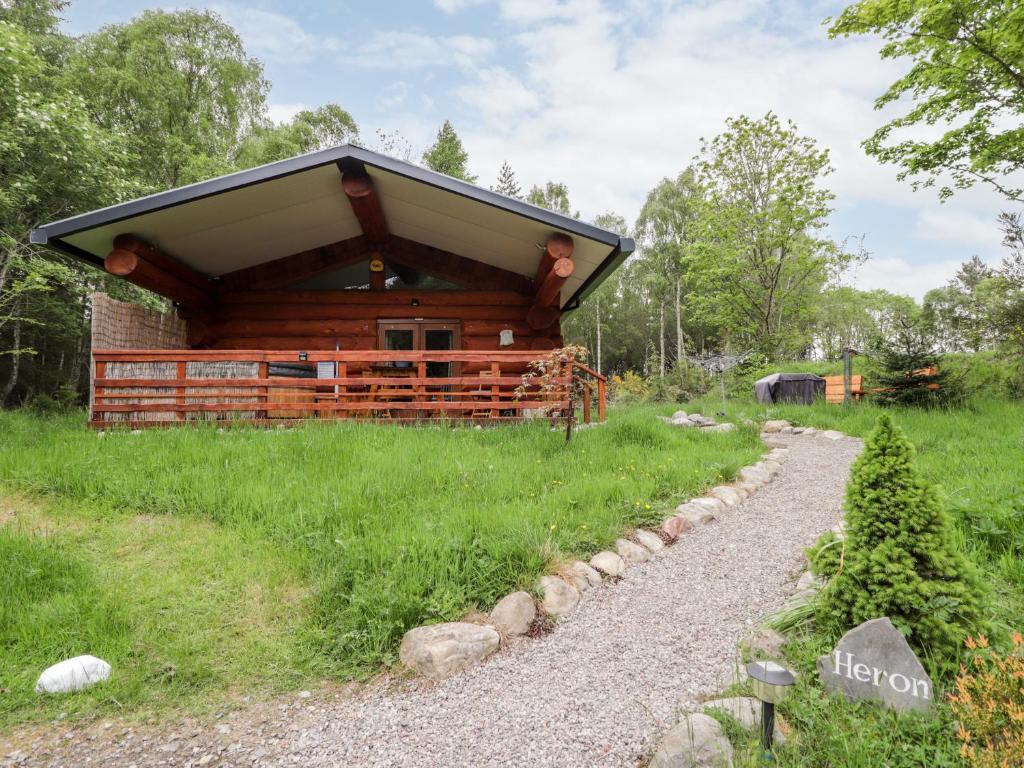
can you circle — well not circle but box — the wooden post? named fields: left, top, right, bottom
left=94, top=360, right=105, bottom=423
left=597, top=378, right=606, bottom=422
left=490, top=361, right=500, bottom=418
left=582, top=382, right=592, bottom=424
left=337, top=361, right=347, bottom=420
left=417, top=361, right=427, bottom=418
left=176, top=360, right=186, bottom=422
left=843, top=348, right=853, bottom=406
left=258, top=361, right=268, bottom=419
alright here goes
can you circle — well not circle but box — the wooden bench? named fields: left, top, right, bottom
left=824, top=375, right=864, bottom=404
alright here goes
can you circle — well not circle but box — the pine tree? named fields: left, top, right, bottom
left=491, top=160, right=521, bottom=199
left=421, top=120, right=477, bottom=183
left=872, top=319, right=956, bottom=407
left=821, top=414, right=984, bottom=661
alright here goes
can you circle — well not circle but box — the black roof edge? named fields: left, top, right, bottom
left=30, top=144, right=622, bottom=249
left=563, top=236, right=634, bottom=311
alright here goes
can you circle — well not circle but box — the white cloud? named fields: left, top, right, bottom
left=846, top=257, right=965, bottom=300
left=353, top=31, right=495, bottom=70
left=915, top=208, right=1004, bottom=250
left=212, top=5, right=338, bottom=64
left=266, top=102, right=306, bottom=124
left=444, top=0, right=1008, bottom=297
left=434, top=0, right=490, bottom=12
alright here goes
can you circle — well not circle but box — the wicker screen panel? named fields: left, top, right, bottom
left=91, top=293, right=187, bottom=423
left=185, top=361, right=258, bottom=421
left=91, top=293, right=187, bottom=350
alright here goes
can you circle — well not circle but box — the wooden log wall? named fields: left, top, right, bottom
left=192, top=290, right=563, bottom=374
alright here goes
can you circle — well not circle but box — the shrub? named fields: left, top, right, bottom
left=871, top=326, right=963, bottom=407
left=948, top=632, right=1024, bottom=768
left=819, top=414, right=984, bottom=662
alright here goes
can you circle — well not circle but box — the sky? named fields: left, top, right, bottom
left=61, top=0, right=1015, bottom=300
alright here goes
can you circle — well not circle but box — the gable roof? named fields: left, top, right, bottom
left=30, top=144, right=633, bottom=309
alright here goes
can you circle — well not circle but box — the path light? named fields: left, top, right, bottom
left=746, top=660, right=795, bottom=760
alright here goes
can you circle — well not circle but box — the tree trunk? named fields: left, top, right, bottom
left=675, top=278, right=684, bottom=373
left=595, top=295, right=602, bottom=375
left=2, top=317, right=21, bottom=405
left=659, top=300, right=666, bottom=377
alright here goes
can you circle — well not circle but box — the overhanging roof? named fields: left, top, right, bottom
left=31, top=144, right=633, bottom=309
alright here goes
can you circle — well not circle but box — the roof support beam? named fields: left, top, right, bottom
left=527, top=258, right=574, bottom=329
left=216, top=235, right=370, bottom=292
left=105, top=235, right=215, bottom=310
left=340, top=166, right=390, bottom=244
left=385, top=235, right=534, bottom=295
left=526, top=234, right=575, bottom=329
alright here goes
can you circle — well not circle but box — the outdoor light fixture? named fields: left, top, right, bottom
left=747, top=660, right=795, bottom=760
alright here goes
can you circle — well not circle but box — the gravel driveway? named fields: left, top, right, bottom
left=8, top=431, right=861, bottom=768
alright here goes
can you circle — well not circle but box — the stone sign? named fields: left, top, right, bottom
left=817, top=617, right=933, bottom=713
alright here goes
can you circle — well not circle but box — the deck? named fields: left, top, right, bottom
left=90, top=349, right=606, bottom=428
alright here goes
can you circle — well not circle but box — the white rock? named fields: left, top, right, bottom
left=780, top=426, right=795, bottom=434
left=675, top=503, right=716, bottom=526
left=672, top=410, right=688, bottom=421
left=741, top=627, right=787, bottom=660
left=687, top=414, right=716, bottom=427
left=738, top=466, right=771, bottom=485
left=35, top=655, right=111, bottom=694
left=767, top=448, right=789, bottom=461
left=489, top=591, right=536, bottom=636
left=590, top=550, right=626, bottom=577
left=762, top=419, right=790, bottom=433
left=701, top=423, right=735, bottom=433
left=570, top=560, right=602, bottom=589
left=616, top=538, right=650, bottom=564
left=709, top=486, right=742, bottom=506
left=791, top=427, right=805, bottom=434
left=650, top=713, right=733, bottom=768
left=703, top=697, right=786, bottom=744
left=763, top=459, right=783, bottom=474
left=539, top=576, right=580, bottom=617
left=735, top=481, right=758, bottom=495
left=671, top=418, right=697, bottom=428
left=634, top=529, right=665, bottom=553
left=399, top=623, right=500, bottom=679
left=821, top=429, right=845, bottom=441
left=689, top=497, right=727, bottom=515
left=802, top=427, right=817, bottom=436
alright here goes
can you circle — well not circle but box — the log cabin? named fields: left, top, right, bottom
left=31, top=145, right=633, bottom=426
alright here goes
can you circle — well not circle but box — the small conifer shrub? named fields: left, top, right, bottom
left=820, top=414, right=984, bottom=661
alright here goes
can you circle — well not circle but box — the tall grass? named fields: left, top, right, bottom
left=0, top=406, right=762, bottom=723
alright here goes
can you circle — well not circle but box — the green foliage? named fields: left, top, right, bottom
left=0, top=407, right=763, bottom=719
left=828, top=0, right=1024, bottom=203
left=690, top=112, right=854, bottom=359
left=490, top=160, right=522, bottom=199
left=421, top=120, right=476, bottom=182
left=820, top=414, right=985, bottom=662
left=234, top=104, right=359, bottom=169
left=0, top=527, right=129, bottom=703
left=526, top=181, right=578, bottom=218
left=807, top=529, right=844, bottom=581
left=871, top=319, right=963, bottom=407
left=65, top=9, right=268, bottom=188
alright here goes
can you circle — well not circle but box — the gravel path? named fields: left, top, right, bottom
left=9, top=431, right=861, bottom=768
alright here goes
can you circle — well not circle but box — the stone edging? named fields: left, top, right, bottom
left=398, top=417, right=832, bottom=681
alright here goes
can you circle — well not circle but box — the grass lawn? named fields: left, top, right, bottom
left=685, top=394, right=1024, bottom=767
left=0, top=405, right=762, bottom=728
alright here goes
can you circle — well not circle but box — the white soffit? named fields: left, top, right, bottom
left=63, top=165, right=361, bottom=276
left=40, top=146, right=627, bottom=308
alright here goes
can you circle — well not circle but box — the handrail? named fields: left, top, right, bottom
left=90, top=348, right=577, bottom=428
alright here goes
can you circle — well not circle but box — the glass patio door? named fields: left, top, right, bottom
left=377, top=320, right=461, bottom=378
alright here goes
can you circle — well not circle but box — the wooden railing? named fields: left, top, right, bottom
left=90, top=349, right=607, bottom=428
